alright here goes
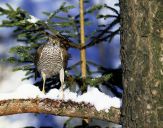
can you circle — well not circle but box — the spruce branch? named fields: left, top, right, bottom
left=82, top=3, right=120, bottom=49
left=0, top=2, right=120, bottom=94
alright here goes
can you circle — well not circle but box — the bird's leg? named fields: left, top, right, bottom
left=60, top=67, right=64, bottom=100
left=41, top=71, right=46, bottom=94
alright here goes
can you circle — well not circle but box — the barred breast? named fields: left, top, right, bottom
left=37, top=43, right=63, bottom=78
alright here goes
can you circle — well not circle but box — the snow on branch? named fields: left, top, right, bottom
left=0, top=84, right=121, bottom=111
left=0, top=84, right=121, bottom=124
left=27, top=15, right=39, bottom=23
left=0, top=98, right=121, bottom=124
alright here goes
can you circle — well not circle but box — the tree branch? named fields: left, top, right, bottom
left=0, top=98, right=120, bottom=124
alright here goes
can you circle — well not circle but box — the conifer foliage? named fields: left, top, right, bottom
left=0, top=1, right=121, bottom=96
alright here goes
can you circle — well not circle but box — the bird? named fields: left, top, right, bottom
left=35, top=33, right=69, bottom=99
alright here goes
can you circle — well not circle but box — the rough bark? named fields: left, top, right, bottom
left=0, top=98, right=120, bottom=124
left=120, top=0, right=163, bottom=127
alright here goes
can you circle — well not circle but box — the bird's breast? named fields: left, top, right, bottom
left=37, top=45, right=63, bottom=78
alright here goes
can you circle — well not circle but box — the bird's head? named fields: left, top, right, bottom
left=48, top=36, right=60, bottom=47
left=46, top=33, right=70, bottom=49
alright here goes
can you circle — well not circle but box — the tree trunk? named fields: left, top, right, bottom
left=120, top=0, right=163, bottom=128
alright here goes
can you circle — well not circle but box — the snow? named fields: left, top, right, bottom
left=77, top=87, right=120, bottom=111
left=27, top=15, right=39, bottom=23
left=0, top=84, right=121, bottom=112
left=0, top=68, right=33, bottom=93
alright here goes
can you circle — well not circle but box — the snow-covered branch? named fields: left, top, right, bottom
left=0, top=98, right=120, bottom=124
left=0, top=84, right=121, bottom=124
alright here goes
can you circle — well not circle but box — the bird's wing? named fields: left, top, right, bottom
left=36, top=44, right=44, bottom=62
left=34, top=44, right=44, bottom=79
left=62, top=48, right=69, bottom=69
